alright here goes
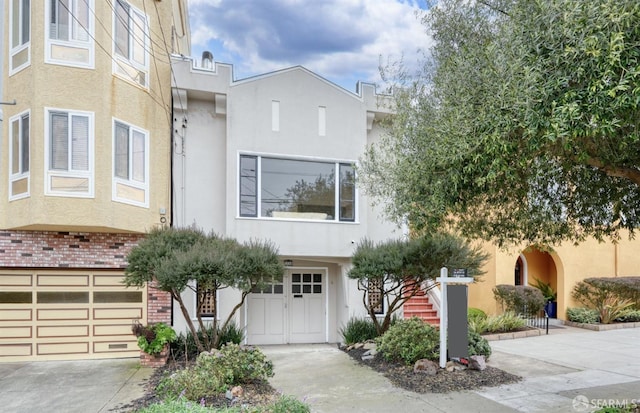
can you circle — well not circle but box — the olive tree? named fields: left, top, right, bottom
left=348, top=233, right=488, bottom=334
left=361, top=0, right=640, bottom=246
left=125, top=227, right=284, bottom=352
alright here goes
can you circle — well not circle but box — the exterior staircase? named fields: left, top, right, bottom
left=403, top=293, right=440, bottom=327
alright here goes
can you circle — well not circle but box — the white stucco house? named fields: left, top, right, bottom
left=169, top=54, right=400, bottom=344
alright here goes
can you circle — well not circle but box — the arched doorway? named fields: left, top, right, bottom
left=514, top=247, right=559, bottom=318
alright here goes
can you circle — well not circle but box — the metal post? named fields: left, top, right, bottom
left=439, top=267, right=448, bottom=368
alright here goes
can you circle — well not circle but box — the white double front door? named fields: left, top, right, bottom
left=246, top=269, right=326, bottom=345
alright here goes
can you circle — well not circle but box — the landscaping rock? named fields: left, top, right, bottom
left=363, top=342, right=376, bottom=350
left=413, top=359, right=438, bottom=376
left=468, top=355, right=486, bottom=371
left=354, top=342, right=364, bottom=349
left=445, top=361, right=455, bottom=372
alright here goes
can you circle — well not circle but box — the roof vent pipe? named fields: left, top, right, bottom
left=202, top=51, right=213, bottom=70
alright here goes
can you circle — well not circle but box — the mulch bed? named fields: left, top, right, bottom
left=344, top=347, right=522, bottom=393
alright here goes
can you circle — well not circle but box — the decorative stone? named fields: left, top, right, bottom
left=413, top=359, right=438, bottom=376
left=361, top=355, right=375, bottom=361
left=354, top=342, right=364, bottom=349
left=468, top=355, right=486, bottom=371
left=445, top=361, right=455, bottom=372
left=231, top=386, right=244, bottom=398
left=363, top=342, right=376, bottom=350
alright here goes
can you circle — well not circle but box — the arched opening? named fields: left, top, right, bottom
left=515, top=247, right=559, bottom=318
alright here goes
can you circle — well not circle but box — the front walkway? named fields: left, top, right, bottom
left=260, top=326, right=640, bottom=413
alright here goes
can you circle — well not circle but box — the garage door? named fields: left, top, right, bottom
left=0, top=271, right=146, bottom=361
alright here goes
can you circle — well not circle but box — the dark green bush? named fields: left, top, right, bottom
left=468, top=330, right=492, bottom=359
left=493, top=285, right=545, bottom=315
left=170, top=321, right=245, bottom=361
left=375, top=317, right=439, bottom=365
left=157, top=343, right=273, bottom=401
left=468, top=307, right=487, bottom=322
left=340, top=317, right=379, bottom=344
left=566, top=307, right=599, bottom=324
left=573, top=277, right=640, bottom=310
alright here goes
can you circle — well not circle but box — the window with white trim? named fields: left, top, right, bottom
left=45, top=109, right=94, bottom=197
left=9, top=111, right=30, bottom=200
left=9, top=0, right=31, bottom=74
left=113, top=0, right=149, bottom=87
left=46, top=0, right=94, bottom=68
left=239, top=154, right=356, bottom=221
left=113, top=119, right=149, bottom=207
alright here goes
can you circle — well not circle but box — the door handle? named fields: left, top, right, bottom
left=293, top=294, right=303, bottom=298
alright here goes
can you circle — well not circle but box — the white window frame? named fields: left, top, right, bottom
left=44, top=107, right=95, bottom=198
left=45, top=0, right=95, bottom=68
left=9, top=0, right=31, bottom=75
left=112, top=118, right=149, bottom=208
left=237, top=153, right=358, bottom=222
left=112, top=0, right=149, bottom=88
left=9, top=110, right=30, bottom=200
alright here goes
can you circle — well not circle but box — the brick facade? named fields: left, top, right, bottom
left=0, top=229, right=172, bottom=325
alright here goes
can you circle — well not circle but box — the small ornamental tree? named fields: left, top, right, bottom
left=124, top=227, right=284, bottom=352
left=349, top=232, right=488, bottom=335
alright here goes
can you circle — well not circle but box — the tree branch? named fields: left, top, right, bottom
left=585, top=158, right=640, bottom=186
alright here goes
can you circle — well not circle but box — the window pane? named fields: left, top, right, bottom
left=21, top=115, right=29, bottom=173
left=239, top=155, right=257, bottom=217
left=114, top=0, right=129, bottom=58
left=55, top=0, right=70, bottom=41
left=132, top=130, right=145, bottom=182
left=131, top=10, right=146, bottom=66
left=50, top=112, right=69, bottom=170
left=273, top=284, right=283, bottom=294
left=303, top=285, right=311, bottom=294
left=313, top=285, right=322, bottom=294
left=74, top=0, right=90, bottom=41
left=37, top=291, right=89, bottom=303
left=292, top=285, right=301, bottom=294
left=22, top=0, right=30, bottom=43
left=0, top=291, right=32, bottom=303
left=303, top=273, right=311, bottom=283
left=339, top=163, right=355, bottom=221
left=313, top=273, right=321, bottom=283
left=71, top=115, right=88, bottom=171
left=292, top=273, right=301, bottom=283
left=261, top=158, right=335, bottom=219
left=93, top=291, right=142, bottom=303
left=11, top=119, right=19, bottom=174
left=12, top=0, right=20, bottom=48
left=114, top=122, right=129, bottom=179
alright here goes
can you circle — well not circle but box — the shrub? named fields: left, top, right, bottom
left=135, top=398, right=213, bottom=413
left=375, top=317, right=439, bottom=365
left=157, top=344, right=273, bottom=401
left=340, top=317, right=379, bottom=344
left=467, top=330, right=492, bottom=359
left=132, top=322, right=177, bottom=355
left=468, top=308, right=487, bottom=322
left=493, top=285, right=545, bottom=316
left=598, top=296, right=634, bottom=324
left=468, top=316, right=488, bottom=335
left=484, top=312, right=526, bottom=333
left=615, top=309, right=640, bottom=323
left=171, top=322, right=245, bottom=361
left=573, top=277, right=640, bottom=310
left=268, top=395, right=311, bottom=413
left=566, top=307, right=599, bottom=324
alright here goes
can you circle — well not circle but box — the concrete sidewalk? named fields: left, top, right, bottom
left=261, top=326, right=640, bottom=413
left=0, top=358, right=153, bottom=413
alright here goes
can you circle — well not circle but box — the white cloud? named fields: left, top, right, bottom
left=187, top=0, right=431, bottom=91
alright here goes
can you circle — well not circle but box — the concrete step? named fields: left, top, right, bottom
left=404, top=310, right=438, bottom=318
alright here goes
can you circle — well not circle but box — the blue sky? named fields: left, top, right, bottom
left=187, top=0, right=431, bottom=93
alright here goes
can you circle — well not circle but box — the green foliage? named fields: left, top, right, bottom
left=375, top=317, right=439, bottom=365
left=267, top=395, right=311, bottom=413
left=359, top=0, right=640, bottom=246
left=566, top=307, right=600, bottom=324
left=132, top=322, right=177, bottom=355
left=468, top=312, right=526, bottom=334
left=493, top=285, right=545, bottom=315
left=157, top=344, right=273, bottom=402
left=349, top=232, right=488, bottom=334
left=339, top=317, right=379, bottom=344
left=136, top=395, right=309, bottom=413
left=615, top=309, right=640, bottom=323
left=572, top=278, right=639, bottom=323
left=171, top=322, right=245, bottom=361
left=468, top=308, right=487, bottom=322
left=467, top=330, right=492, bottom=359
left=125, top=227, right=284, bottom=352
left=529, top=278, right=557, bottom=302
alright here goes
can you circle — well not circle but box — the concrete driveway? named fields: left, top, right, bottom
left=0, top=358, right=152, bottom=413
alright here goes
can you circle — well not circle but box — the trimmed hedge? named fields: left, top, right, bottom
left=573, top=277, right=640, bottom=310
left=493, top=285, right=545, bottom=315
